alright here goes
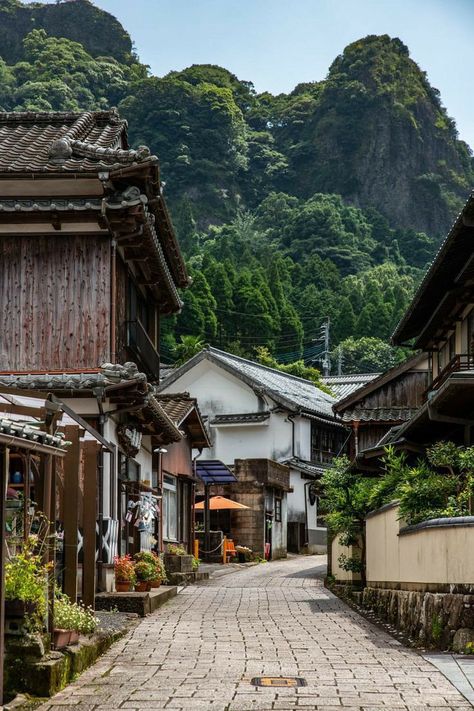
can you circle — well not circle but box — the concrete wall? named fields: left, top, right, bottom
left=331, top=533, right=361, bottom=583
left=366, top=502, right=474, bottom=589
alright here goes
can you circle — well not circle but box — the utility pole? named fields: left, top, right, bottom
left=321, top=317, right=331, bottom=376
left=309, top=317, right=331, bottom=375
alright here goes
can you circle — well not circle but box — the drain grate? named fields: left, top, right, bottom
left=252, top=677, right=307, bottom=688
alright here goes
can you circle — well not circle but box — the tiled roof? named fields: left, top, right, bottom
left=0, top=416, right=67, bottom=450
left=198, top=348, right=338, bottom=419
left=0, top=110, right=156, bottom=173
left=210, top=412, right=271, bottom=425
left=283, top=457, right=326, bottom=477
left=156, top=394, right=196, bottom=426
left=322, top=373, right=380, bottom=401
left=340, top=407, right=418, bottom=423
left=0, top=363, right=184, bottom=442
left=156, top=393, right=210, bottom=447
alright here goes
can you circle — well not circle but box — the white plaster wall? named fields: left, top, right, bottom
left=287, top=470, right=306, bottom=524
left=135, top=435, right=153, bottom=484
left=294, top=417, right=311, bottom=461
left=162, top=360, right=259, bottom=414
left=212, top=424, right=272, bottom=465
left=271, top=492, right=288, bottom=559
left=60, top=397, right=100, bottom=416
left=163, top=360, right=294, bottom=464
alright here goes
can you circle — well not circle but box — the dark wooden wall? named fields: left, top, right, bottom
left=357, top=371, right=428, bottom=409
left=162, top=436, right=193, bottom=478
left=0, top=235, right=110, bottom=371
left=115, top=255, right=128, bottom=364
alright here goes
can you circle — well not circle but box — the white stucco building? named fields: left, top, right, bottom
left=160, top=347, right=348, bottom=553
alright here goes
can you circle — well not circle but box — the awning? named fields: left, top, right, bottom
left=195, top=495, right=249, bottom=510
left=195, top=460, right=236, bottom=485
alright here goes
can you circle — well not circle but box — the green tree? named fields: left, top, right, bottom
left=320, top=456, right=377, bottom=585
left=173, top=335, right=206, bottom=366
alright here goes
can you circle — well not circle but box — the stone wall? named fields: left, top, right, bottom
left=361, top=586, right=474, bottom=650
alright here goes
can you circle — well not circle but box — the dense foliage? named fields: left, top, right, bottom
left=1, top=5, right=472, bottom=373
left=322, top=444, right=474, bottom=580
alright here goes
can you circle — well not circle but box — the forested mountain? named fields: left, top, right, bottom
left=1, top=0, right=472, bottom=373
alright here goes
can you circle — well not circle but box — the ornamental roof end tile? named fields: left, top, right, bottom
left=0, top=110, right=154, bottom=173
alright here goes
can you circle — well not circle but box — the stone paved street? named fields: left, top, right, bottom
left=39, top=556, right=472, bottom=711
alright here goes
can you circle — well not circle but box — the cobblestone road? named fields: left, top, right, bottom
left=40, top=556, right=472, bottom=711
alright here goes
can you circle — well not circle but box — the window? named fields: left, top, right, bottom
left=119, top=453, right=139, bottom=482
left=129, top=279, right=156, bottom=340
left=162, top=474, right=178, bottom=541
left=275, top=497, right=282, bottom=523
left=315, top=497, right=325, bottom=529
left=311, top=424, right=345, bottom=463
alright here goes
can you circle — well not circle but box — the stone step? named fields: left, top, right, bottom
left=95, top=585, right=178, bottom=617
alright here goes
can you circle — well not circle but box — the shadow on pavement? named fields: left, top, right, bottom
left=285, top=562, right=327, bottom=579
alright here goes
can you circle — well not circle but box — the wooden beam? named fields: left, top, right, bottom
left=0, top=447, right=9, bottom=706
left=63, top=426, right=80, bottom=602
left=82, top=441, right=99, bottom=608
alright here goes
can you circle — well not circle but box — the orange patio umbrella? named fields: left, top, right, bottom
left=195, top=495, right=250, bottom=511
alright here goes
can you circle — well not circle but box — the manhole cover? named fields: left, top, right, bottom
left=252, top=677, right=307, bottom=688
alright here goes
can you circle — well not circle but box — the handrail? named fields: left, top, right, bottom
left=429, top=353, right=474, bottom=394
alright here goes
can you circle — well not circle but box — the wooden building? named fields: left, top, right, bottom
left=152, top=394, right=210, bottom=553
left=390, top=191, right=474, bottom=449
left=0, top=110, right=193, bottom=593
left=333, top=354, right=429, bottom=462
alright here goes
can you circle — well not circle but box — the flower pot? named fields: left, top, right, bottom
left=150, top=578, right=162, bottom=588
left=115, top=580, right=132, bottom=593
left=134, top=581, right=148, bottom=592
left=5, top=599, right=38, bottom=618
left=53, top=628, right=71, bottom=650
left=237, top=552, right=246, bottom=563
left=69, top=630, right=79, bottom=645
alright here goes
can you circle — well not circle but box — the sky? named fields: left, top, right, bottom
left=39, top=0, right=474, bottom=147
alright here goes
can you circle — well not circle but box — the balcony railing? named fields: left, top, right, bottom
left=125, top=320, right=160, bottom=380
left=429, top=354, right=474, bottom=395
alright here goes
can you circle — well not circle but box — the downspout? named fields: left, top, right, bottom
left=110, top=238, right=117, bottom=364
left=304, top=480, right=311, bottom=547
left=353, top=420, right=360, bottom=457
left=286, top=411, right=299, bottom=458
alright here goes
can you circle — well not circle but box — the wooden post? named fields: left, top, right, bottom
left=63, top=426, right=80, bottom=601
left=204, top=484, right=210, bottom=563
left=0, top=447, right=9, bottom=706
left=82, top=441, right=99, bottom=608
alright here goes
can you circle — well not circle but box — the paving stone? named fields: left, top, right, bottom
left=33, top=556, right=471, bottom=711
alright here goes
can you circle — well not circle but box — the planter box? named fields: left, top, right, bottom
left=5, top=599, right=38, bottom=618
left=163, top=553, right=193, bottom=575
left=53, top=629, right=70, bottom=650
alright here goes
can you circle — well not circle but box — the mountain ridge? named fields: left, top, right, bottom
left=0, top=1, right=472, bottom=371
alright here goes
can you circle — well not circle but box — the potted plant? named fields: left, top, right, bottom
left=133, top=560, right=155, bottom=591
left=54, top=593, right=99, bottom=648
left=5, top=537, right=49, bottom=630
left=134, top=551, right=166, bottom=588
left=235, top=545, right=252, bottom=563
left=114, top=555, right=136, bottom=592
